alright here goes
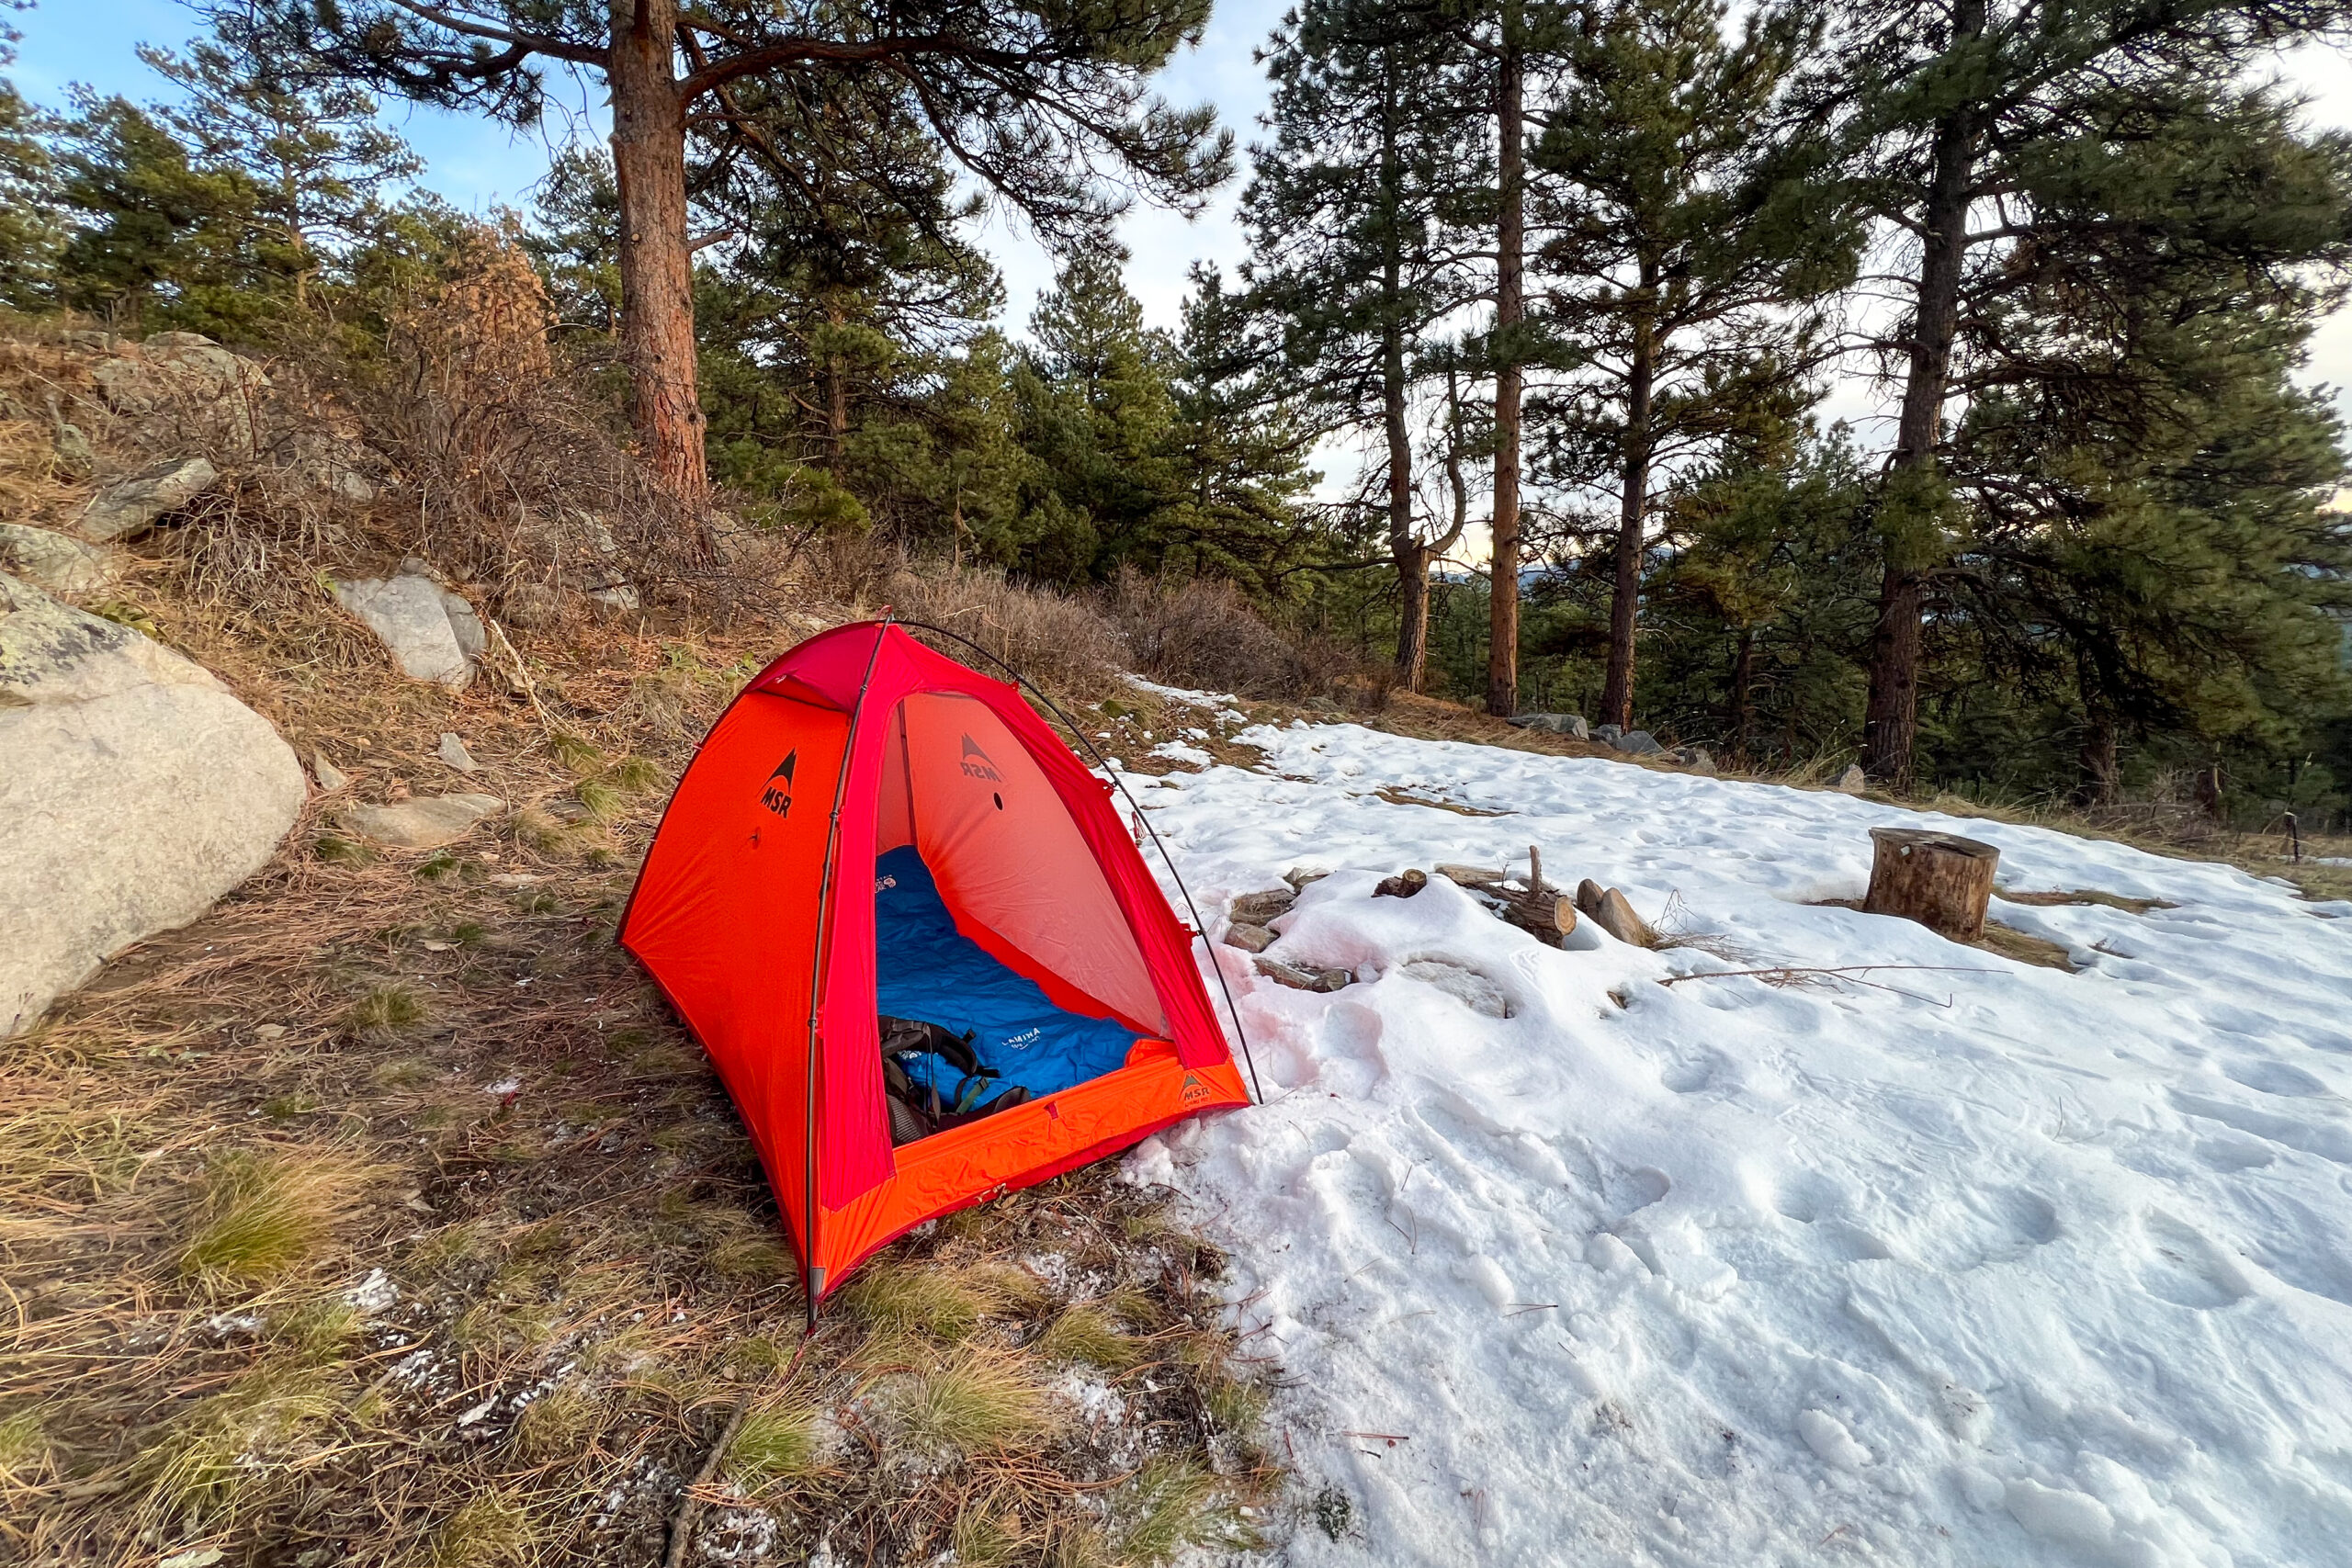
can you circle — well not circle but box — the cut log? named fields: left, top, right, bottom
left=1863, top=827, right=1999, bottom=942
left=1255, top=956, right=1351, bottom=993
left=1503, top=896, right=1577, bottom=942
left=1576, top=878, right=1606, bottom=918
left=1374, top=868, right=1428, bottom=898
left=1589, top=888, right=1657, bottom=948
left=1435, top=863, right=1509, bottom=890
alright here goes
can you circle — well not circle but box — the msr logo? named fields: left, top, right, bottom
left=958, top=733, right=1002, bottom=783
left=760, top=750, right=797, bottom=817
left=1180, top=1072, right=1210, bottom=1105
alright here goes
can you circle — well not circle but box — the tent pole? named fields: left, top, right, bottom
left=890, top=619, right=1266, bottom=1107
left=800, top=622, right=891, bottom=1329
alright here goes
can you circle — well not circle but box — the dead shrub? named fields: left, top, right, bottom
left=886, top=562, right=1129, bottom=693
left=1105, top=570, right=1374, bottom=702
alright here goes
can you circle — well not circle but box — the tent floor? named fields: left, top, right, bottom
left=872, top=846, right=1144, bottom=1103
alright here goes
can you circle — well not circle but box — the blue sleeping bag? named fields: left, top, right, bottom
left=872, top=846, right=1141, bottom=1101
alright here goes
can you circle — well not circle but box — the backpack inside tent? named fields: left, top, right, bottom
left=619, top=622, right=1251, bottom=1314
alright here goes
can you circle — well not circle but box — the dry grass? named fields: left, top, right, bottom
left=175, top=1145, right=378, bottom=1286
left=885, top=1347, right=1058, bottom=1453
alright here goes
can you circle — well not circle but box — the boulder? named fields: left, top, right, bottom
left=1229, top=887, right=1297, bottom=925
left=1593, top=724, right=1623, bottom=746
left=0, top=524, right=120, bottom=594
left=1837, top=763, right=1867, bottom=794
left=1223, top=922, right=1276, bottom=953
left=336, top=794, right=503, bottom=851
left=73, top=456, right=220, bottom=543
left=1612, top=729, right=1664, bottom=756
left=1669, top=745, right=1716, bottom=774
left=333, top=572, right=481, bottom=688
left=1, top=574, right=305, bottom=1037
left=586, top=583, right=641, bottom=617
left=1508, top=712, right=1590, bottom=739
left=1253, top=956, right=1351, bottom=993
left=94, top=335, right=270, bottom=457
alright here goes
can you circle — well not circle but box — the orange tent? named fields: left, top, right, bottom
left=620, top=622, right=1252, bottom=1316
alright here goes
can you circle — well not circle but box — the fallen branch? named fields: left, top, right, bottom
left=663, top=1393, right=750, bottom=1568
left=1658, top=963, right=1998, bottom=1005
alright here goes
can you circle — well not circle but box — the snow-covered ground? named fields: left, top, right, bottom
left=1120, top=713, right=2352, bottom=1568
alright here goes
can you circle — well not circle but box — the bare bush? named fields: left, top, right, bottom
left=1104, top=570, right=1377, bottom=703
left=883, top=563, right=1130, bottom=694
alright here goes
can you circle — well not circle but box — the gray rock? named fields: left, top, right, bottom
left=436, top=731, right=480, bottom=773
left=1593, top=724, right=1623, bottom=746
left=1396, top=958, right=1510, bottom=1019
left=73, top=456, right=220, bottom=543
left=1670, top=745, right=1717, bottom=774
left=332, top=573, right=478, bottom=687
left=312, top=752, right=352, bottom=792
left=1254, top=956, right=1351, bottom=993
left=0, top=524, right=119, bottom=594
left=1, top=574, right=305, bottom=1037
left=436, top=588, right=486, bottom=662
left=95, top=336, right=270, bottom=454
left=1508, top=712, right=1589, bottom=739
left=336, top=793, right=503, bottom=851
left=586, top=583, right=641, bottom=616
left=1229, top=887, right=1297, bottom=925
left=1223, top=922, right=1276, bottom=953
left=1612, top=729, right=1664, bottom=756
left=1837, top=763, right=1867, bottom=794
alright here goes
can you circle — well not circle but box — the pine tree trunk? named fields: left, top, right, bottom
left=1378, top=67, right=1429, bottom=692
left=824, top=294, right=849, bottom=477
left=1486, top=7, right=1524, bottom=718
left=1600, top=296, right=1655, bottom=729
left=2077, top=715, right=2120, bottom=807
left=608, top=0, right=709, bottom=506
left=1729, top=626, right=1757, bottom=767
left=1860, top=0, right=1982, bottom=792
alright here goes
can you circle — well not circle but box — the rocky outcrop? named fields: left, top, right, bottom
left=90, top=333, right=380, bottom=502
left=333, top=570, right=484, bottom=688
left=0, top=524, right=120, bottom=594
left=1, top=574, right=306, bottom=1037
left=72, top=455, right=220, bottom=543
left=1508, top=712, right=1590, bottom=739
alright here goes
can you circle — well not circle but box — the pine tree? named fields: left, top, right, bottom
left=1246, top=0, right=1484, bottom=687
left=1018, top=246, right=1182, bottom=582
left=51, top=91, right=260, bottom=333
left=0, top=62, right=59, bottom=311
left=1798, top=0, right=2352, bottom=790
left=230, top=0, right=1232, bottom=505
left=1940, top=84, right=2352, bottom=802
left=1531, top=0, right=1854, bottom=730
left=1160, top=262, right=1318, bottom=589
left=139, top=23, right=419, bottom=308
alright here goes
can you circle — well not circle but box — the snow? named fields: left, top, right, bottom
left=1123, top=716, right=2352, bottom=1567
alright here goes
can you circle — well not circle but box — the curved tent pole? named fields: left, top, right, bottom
left=799, top=622, right=891, bottom=1330
left=888, top=618, right=1265, bottom=1107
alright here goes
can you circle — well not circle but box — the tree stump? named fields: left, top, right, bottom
left=1863, top=828, right=1999, bottom=942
